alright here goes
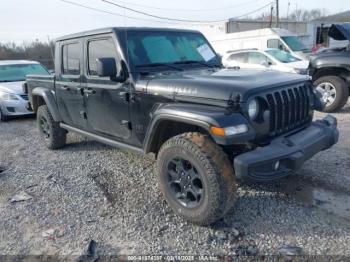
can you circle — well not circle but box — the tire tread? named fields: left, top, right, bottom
left=314, top=75, right=349, bottom=112
left=157, top=132, right=238, bottom=225
left=37, top=105, right=66, bottom=149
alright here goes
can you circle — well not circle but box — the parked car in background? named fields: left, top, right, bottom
left=222, top=48, right=309, bottom=74
left=0, top=60, right=49, bottom=121
left=309, top=24, right=350, bottom=112
left=209, top=28, right=311, bottom=60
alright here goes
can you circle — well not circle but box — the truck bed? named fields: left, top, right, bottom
left=25, top=74, right=55, bottom=108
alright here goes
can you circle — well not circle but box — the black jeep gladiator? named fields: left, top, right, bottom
left=24, top=27, right=339, bottom=225
left=310, top=23, right=350, bottom=112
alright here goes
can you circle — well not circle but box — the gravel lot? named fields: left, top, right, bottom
left=0, top=104, right=350, bottom=258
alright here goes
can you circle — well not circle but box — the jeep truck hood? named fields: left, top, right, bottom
left=144, top=69, right=309, bottom=103
left=328, top=24, right=350, bottom=41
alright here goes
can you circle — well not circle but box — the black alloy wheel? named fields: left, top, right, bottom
left=166, top=157, right=204, bottom=209
left=37, top=105, right=67, bottom=149
left=39, top=115, right=51, bottom=139
left=157, top=132, right=238, bottom=225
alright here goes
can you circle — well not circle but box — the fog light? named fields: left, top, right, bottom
left=274, top=161, right=280, bottom=170
left=6, top=107, right=15, bottom=113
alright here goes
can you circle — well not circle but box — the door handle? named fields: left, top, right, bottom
left=119, top=91, right=135, bottom=102
left=61, top=85, right=70, bottom=91
left=83, top=88, right=96, bottom=95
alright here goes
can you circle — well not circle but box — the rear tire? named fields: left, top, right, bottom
left=157, top=132, right=238, bottom=226
left=37, top=105, right=66, bottom=149
left=314, top=76, right=349, bottom=112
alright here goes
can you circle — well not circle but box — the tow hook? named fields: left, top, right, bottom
left=322, top=115, right=337, bottom=127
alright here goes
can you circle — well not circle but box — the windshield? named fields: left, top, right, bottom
left=125, top=31, right=221, bottom=70
left=0, top=63, right=49, bottom=82
left=266, top=49, right=301, bottom=63
left=281, top=36, right=307, bottom=51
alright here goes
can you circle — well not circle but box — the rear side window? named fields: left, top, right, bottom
left=267, top=39, right=288, bottom=52
left=229, top=53, right=247, bottom=63
left=267, top=39, right=280, bottom=49
left=88, top=38, right=118, bottom=76
left=62, top=43, right=81, bottom=75
left=247, top=52, right=269, bottom=64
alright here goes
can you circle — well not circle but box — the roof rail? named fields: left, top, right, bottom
left=226, top=48, right=258, bottom=53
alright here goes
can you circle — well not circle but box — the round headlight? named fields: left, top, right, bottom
left=248, top=99, right=259, bottom=120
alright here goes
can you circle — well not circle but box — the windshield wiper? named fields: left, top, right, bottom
left=135, top=63, right=183, bottom=71
left=174, top=60, right=215, bottom=68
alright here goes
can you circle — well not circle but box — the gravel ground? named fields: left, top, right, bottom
left=0, top=104, right=350, bottom=258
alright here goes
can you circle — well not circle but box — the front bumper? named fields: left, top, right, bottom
left=234, top=115, right=339, bottom=181
left=0, top=99, right=33, bottom=116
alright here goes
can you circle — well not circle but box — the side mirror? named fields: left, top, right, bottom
left=96, top=58, right=128, bottom=82
left=96, top=57, right=117, bottom=77
left=261, top=61, right=269, bottom=67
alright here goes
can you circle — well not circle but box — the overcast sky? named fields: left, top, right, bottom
left=0, top=0, right=348, bottom=43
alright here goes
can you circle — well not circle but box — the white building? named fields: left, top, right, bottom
left=173, top=11, right=350, bottom=50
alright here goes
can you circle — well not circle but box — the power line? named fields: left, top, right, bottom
left=58, top=0, right=179, bottom=24
left=102, top=0, right=274, bottom=23
left=107, top=0, right=267, bottom=12
left=228, top=2, right=275, bottom=20
left=102, top=0, right=226, bottom=23
left=59, top=0, right=273, bottom=25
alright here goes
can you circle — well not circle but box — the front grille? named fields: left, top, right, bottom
left=265, top=85, right=312, bottom=135
left=20, top=94, right=29, bottom=100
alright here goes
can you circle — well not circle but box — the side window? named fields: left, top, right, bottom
left=62, top=43, right=81, bottom=75
left=267, top=39, right=287, bottom=52
left=229, top=53, right=247, bottom=63
left=267, top=39, right=279, bottom=49
left=88, top=38, right=118, bottom=76
left=247, top=52, right=269, bottom=65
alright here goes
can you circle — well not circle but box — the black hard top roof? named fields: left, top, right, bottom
left=55, top=27, right=200, bottom=41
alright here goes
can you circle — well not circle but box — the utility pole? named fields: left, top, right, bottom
left=269, top=5, right=274, bottom=28
left=47, top=35, right=55, bottom=69
left=276, top=0, right=279, bottom=27
left=287, top=1, right=290, bottom=21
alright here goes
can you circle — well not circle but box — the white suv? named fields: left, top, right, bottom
left=222, top=48, right=309, bottom=75
left=0, top=60, right=49, bottom=121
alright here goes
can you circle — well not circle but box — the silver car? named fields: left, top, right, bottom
left=0, top=60, right=49, bottom=121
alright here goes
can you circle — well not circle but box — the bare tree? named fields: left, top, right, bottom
left=288, top=8, right=328, bottom=22
left=0, top=41, right=54, bottom=69
left=250, top=8, right=327, bottom=22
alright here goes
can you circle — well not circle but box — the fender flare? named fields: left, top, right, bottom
left=143, top=104, right=255, bottom=153
left=32, top=87, right=62, bottom=122
left=311, top=65, right=350, bottom=84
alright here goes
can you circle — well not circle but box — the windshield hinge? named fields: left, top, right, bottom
left=121, top=120, right=132, bottom=130
left=119, top=91, right=135, bottom=103
left=226, top=94, right=241, bottom=113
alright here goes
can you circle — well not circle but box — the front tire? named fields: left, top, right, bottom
left=37, top=105, right=66, bottom=149
left=314, top=76, right=349, bottom=112
left=0, top=108, right=9, bottom=122
left=157, top=132, right=238, bottom=226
